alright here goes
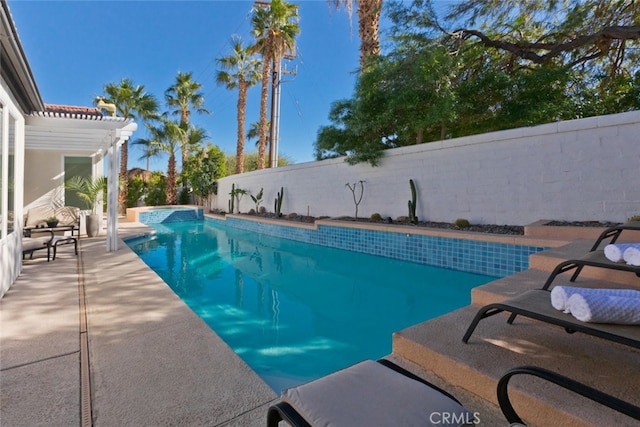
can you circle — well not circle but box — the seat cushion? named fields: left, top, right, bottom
left=282, top=360, right=471, bottom=427
left=22, top=237, right=50, bottom=251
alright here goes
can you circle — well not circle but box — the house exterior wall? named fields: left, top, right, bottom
left=214, top=110, right=640, bottom=225
left=24, top=150, right=104, bottom=235
left=0, top=76, right=26, bottom=299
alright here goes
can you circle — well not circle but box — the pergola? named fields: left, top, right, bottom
left=25, top=110, right=137, bottom=252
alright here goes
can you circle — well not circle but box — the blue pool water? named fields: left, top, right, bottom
left=128, top=220, right=499, bottom=391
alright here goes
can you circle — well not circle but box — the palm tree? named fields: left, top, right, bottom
left=100, top=79, right=159, bottom=214
left=251, top=0, right=300, bottom=169
left=165, top=72, right=210, bottom=187
left=247, top=120, right=270, bottom=148
left=328, top=0, right=383, bottom=70
left=146, top=119, right=184, bottom=205
left=132, top=130, right=163, bottom=174
left=216, top=36, right=262, bottom=175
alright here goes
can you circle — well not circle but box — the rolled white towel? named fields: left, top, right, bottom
left=550, top=285, right=640, bottom=312
left=623, top=246, right=640, bottom=266
left=567, top=293, right=640, bottom=324
left=604, top=243, right=638, bottom=262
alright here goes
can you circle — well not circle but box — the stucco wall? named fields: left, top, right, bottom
left=214, top=110, right=640, bottom=225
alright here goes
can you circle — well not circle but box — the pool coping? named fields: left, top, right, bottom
left=208, top=213, right=571, bottom=248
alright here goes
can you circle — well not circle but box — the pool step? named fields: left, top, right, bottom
left=392, top=305, right=640, bottom=426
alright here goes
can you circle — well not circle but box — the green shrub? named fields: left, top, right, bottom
left=454, top=218, right=471, bottom=229
left=127, top=176, right=146, bottom=208
left=179, top=187, right=191, bottom=205
left=370, top=213, right=383, bottom=222
left=145, top=172, right=167, bottom=206
left=628, top=215, right=640, bottom=222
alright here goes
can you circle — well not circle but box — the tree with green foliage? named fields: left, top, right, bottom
left=316, top=0, right=640, bottom=165
left=99, top=79, right=158, bottom=213
left=165, top=72, right=210, bottom=188
left=224, top=151, right=291, bottom=176
left=144, top=119, right=185, bottom=205
left=251, top=0, right=300, bottom=169
left=145, top=172, right=167, bottom=206
left=183, top=144, right=227, bottom=205
left=217, top=36, right=262, bottom=174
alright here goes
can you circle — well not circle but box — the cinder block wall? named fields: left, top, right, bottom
left=214, top=110, right=640, bottom=225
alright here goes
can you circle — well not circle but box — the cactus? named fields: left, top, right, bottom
left=228, top=183, right=235, bottom=213
left=408, top=179, right=418, bottom=223
left=274, top=187, right=284, bottom=217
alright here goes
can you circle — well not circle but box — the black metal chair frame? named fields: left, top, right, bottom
left=267, top=362, right=640, bottom=426
left=498, top=366, right=640, bottom=425
left=544, top=221, right=640, bottom=289
left=266, top=359, right=462, bottom=427
left=463, top=221, right=640, bottom=348
left=22, top=229, right=54, bottom=262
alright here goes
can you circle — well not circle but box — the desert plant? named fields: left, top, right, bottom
left=628, top=215, right=640, bottom=222
left=251, top=188, right=264, bottom=213
left=346, top=180, right=365, bottom=219
left=229, top=185, right=247, bottom=213
left=228, top=183, right=235, bottom=213
left=274, top=187, right=284, bottom=217
left=370, top=213, right=383, bottom=222
left=454, top=218, right=471, bottom=229
left=408, top=179, right=418, bottom=223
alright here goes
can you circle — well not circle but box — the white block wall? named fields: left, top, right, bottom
left=214, top=110, right=640, bottom=225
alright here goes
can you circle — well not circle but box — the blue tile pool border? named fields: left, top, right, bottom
left=205, top=216, right=547, bottom=278
left=133, top=209, right=547, bottom=278
left=137, top=207, right=204, bottom=224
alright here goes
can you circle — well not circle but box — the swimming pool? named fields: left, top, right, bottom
left=128, top=219, right=501, bottom=391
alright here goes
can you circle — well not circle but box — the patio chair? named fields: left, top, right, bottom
left=267, top=361, right=640, bottom=426
left=267, top=359, right=471, bottom=427
left=25, top=205, right=80, bottom=237
left=498, top=366, right=640, bottom=425
left=22, top=229, right=54, bottom=262
left=543, top=220, right=640, bottom=289
left=462, top=220, right=640, bottom=349
left=461, top=287, right=640, bottom=349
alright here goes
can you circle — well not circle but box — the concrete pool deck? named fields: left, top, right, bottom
left=2, top=218, right=638, bottom=425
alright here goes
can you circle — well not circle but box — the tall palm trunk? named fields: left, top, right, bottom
left=258, top=44, right=273, bottom=170
left=180, top=110, right=189, bottom=188
left=119, top=141, right=128, bottom=215
left=237, top=79, right=248, bottom=174
left=357, top=0, right=382, bottom=70
left=167, top=154, right=178, bottom=205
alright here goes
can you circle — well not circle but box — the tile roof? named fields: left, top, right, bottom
left=44, top=103, right=103, bottom=117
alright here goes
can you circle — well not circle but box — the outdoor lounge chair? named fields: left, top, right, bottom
left=22, top=229, right=54, bottom=262
left=461, top=287, right=640, bottom=349
left=463, top=220, right=640, bottom=349
left=497, top=366, right=640, bottom=425
left=543, top=220, right=640, bottom=289
left=266, top=360, right=640, bottom=426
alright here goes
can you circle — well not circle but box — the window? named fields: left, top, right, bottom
left=64, top=156, right=92, bottom=209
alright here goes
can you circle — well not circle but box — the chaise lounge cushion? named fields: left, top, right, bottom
left=281, top=360, right=470, bottom=427
left=25, top=205, right=80, bottom=228
left=22, top=236, right=51, bottom=252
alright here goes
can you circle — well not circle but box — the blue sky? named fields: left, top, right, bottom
left=9, top=0, right=371, bottom=170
